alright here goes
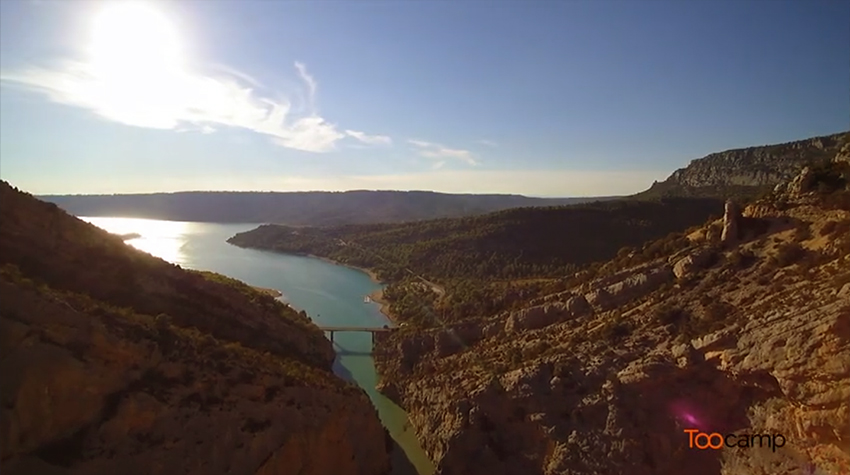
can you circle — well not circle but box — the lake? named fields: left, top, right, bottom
left=82, top=217, right=435, bottom=475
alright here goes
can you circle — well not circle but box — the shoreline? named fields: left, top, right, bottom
left=251, top=285, right=283, bottom=298
left=367, top=287, right=397, bottom=325
left=306, top=254, right=399, bottom=325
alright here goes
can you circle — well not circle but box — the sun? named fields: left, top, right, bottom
left=89, top=2, right=183, bottom=73
left=84, top=1, right=189, bottom=128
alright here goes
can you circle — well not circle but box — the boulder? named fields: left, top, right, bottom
left=672, top=248, right=714, bottom=280
left=787, top=166, right=816, bottom=196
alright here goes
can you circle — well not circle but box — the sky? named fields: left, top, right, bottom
left=0, top=0, right=848, bottom=197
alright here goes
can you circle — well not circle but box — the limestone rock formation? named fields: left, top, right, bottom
left=374, top=164, right=850, bottom=475
left=721, top=199, right=741, bottom=244
left=834, top=143, right=850, bottom=164
left=583, top=263, right=674, bottom=312
left=635, top=131, right=849, bottom=199
left=787, top=166, right=816, bottom=196
left=672, top=247, right=715, bottom=280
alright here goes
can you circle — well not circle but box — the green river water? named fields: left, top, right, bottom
left=83, top=217, right=435, bottom=475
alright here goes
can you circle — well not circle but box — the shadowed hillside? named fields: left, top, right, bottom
left=0, top=181, right=392, bottom=475
left=229, top=198, right=724, bottom=325
left=40, top=190, right=616, bottom=226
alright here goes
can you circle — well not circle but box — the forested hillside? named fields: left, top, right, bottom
left=229, top=198, right=723, bottom=324
left=42, top=189, right=614, bottom=226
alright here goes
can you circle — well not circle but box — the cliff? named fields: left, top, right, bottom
left=0, top=181, right=392, bottom=475
left=634, top=131, right=850, bottom=200
left=374, top=161, right=850, bottom=474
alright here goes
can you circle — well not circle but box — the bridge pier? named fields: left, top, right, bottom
left=318, top=326, right=392, bottom=354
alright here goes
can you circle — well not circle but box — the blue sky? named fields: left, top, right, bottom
left=0, top=0, right=847, bottom=197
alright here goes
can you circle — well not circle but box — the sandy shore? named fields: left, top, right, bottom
left=251, top=285, right=283, bottom=298
left=367, top=288, right=398, bottom=325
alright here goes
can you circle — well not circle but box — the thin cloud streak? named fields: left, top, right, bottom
left=408, top=139, right=478, bottom=165
left=294, top=61, right=317, bottom=105
left=345, top=129, right=392, bottom=145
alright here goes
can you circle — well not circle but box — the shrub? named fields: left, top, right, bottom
left=808, top=159, right=849, bottom=194
left=654, top=304, right=686, bottom=326
left=602, top=320, right=633, bottom=341
left=774, top=242, right=805, bottom=267
left=792, top=222, right=812, bottom=242
left=833, top=219, right=850, bottom=236
left=821, top=221, right=838, bottom=236
left=727, top=249, right=757, bottom=269
left=823, top=191, right=850, bottom=211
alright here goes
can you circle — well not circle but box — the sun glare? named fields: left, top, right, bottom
left=85, top=1, right=188, bottom=128
left=89, top=2, right=182, bottom=72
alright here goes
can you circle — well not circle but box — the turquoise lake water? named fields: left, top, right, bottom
left=82, top=217, right=435, bottom=475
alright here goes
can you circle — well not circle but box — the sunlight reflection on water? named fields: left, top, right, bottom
left=82, top=216, right=191, bottom=265
left=79, top=216, right=435, bottom=474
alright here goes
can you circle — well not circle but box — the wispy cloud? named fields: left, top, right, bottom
left=294, top=61, right=317, bottom=105
left=2, top=61, right=353, bottom=152
left=408, top=139, right=478, bottom=166
left=345, top=129, right=392, bottom=145
left=0, top=7, right=387, bottom=154
left=476, top=139, right=498, bottom=147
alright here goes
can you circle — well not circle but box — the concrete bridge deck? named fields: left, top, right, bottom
left=317, top=326, right=393, bottom=333
left=317, top=326, right=394, bottom=347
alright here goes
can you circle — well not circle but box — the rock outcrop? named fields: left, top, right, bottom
left=635, top=131, right=849, bottom=199
left=672, top=247, right=714, bottom=279
left=721, top=199, right=741, bottom=245
left=0, top=182, right=392, bottom=475
left=374, top=164, right=850, bottom=475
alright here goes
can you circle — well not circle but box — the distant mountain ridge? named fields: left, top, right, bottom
left=39, top=190, right=617, bottom=226
left=634, top=130, right=850, bottom=200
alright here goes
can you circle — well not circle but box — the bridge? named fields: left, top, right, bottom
left=317, top=326, right=394, bottom=348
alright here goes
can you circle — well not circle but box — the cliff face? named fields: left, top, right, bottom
left=636, top=131, right=849, bottom=199
left=0, top=181, right=391, bottom=475
left=374, top=163, right=850, bottom=474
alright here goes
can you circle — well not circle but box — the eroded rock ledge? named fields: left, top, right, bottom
left=375, top=170, right=850, bottom=474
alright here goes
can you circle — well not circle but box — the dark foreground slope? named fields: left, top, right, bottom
left=634, top=131, right=849, bottom=200
left=41, top=190, right=614, bottom=226
left=0, top=181, right=391, bottom=475
left=373, top=161, right=850, bottom=474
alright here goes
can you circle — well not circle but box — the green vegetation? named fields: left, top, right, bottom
left=0, top=180, right=336, bottom=376
left=230, top=198, right=722, bottom=326
left=41, top=189, right=612, bottom=226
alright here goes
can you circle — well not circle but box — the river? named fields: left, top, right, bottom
left=82, top=217, right=435, bottom=475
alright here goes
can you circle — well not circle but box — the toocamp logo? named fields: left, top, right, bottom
left=684, top=429, right=786, bottom=452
